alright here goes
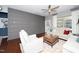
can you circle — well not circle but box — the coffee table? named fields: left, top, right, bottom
left=43, top=34, right=59, bottom=47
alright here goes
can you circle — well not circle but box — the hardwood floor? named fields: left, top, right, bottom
left=0, top=32, right=45, bottom=53
left=0, top=38, right=21, bottom=53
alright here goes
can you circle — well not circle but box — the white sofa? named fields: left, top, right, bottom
left=19, top=30, right=43, bottom=53
left=53, top=28, right=71, bottom=40
left=63, top=35, right=79, bottom=53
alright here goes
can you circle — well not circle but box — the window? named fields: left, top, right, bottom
left=57, top=19, right=63, bottom=28
left=57, top=16, right=72, bottom=29
left=64, top=20, right=72, bottom=28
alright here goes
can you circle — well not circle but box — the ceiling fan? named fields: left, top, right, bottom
left=42, top=5, right=59, bottom=15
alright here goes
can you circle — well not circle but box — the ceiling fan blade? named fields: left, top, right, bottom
left=42, top=5, right=59, bottom=15
left=51, top=6, right=59, bottom=11
left=53, top=6, right=59, bottom=9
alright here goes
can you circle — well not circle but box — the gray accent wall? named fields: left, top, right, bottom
left=8, top=8, right=45, bottom=40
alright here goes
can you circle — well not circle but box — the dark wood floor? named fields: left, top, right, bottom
left=0, top=33, right=45, bottom=53
left=0, top=38, right=21, bottom=53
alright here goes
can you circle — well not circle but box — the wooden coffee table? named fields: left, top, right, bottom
left=43, top=34, right=59, bottom=47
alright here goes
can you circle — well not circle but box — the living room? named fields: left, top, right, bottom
left=0, top=5, right=79, bottom=53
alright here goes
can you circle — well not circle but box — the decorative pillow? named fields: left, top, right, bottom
left=64, top=30, right=70, bottom=35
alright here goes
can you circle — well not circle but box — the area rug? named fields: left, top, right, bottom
left=42, top=40, right=66, bottom=53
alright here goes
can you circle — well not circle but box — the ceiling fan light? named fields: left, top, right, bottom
left=48, top=9, right=51, bottom=12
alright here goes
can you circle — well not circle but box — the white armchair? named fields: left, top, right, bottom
left=19, top=30, right=43, bottom=53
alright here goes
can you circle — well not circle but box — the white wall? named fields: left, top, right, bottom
left=45, top=15, right=53, bottom=34
left=45, top=15, right=58, bottom=34
left=52, top=15, right=57, bottom=34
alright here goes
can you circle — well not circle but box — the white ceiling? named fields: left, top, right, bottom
left=8, top=5, right=79, bottom=16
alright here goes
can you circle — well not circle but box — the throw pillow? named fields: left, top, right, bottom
left=64, top=30, right=70, bottom=35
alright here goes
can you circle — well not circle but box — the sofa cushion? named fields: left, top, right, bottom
left=29, top=34, right=36, bottom=38
left=63, top=35, right=79, bottom=53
